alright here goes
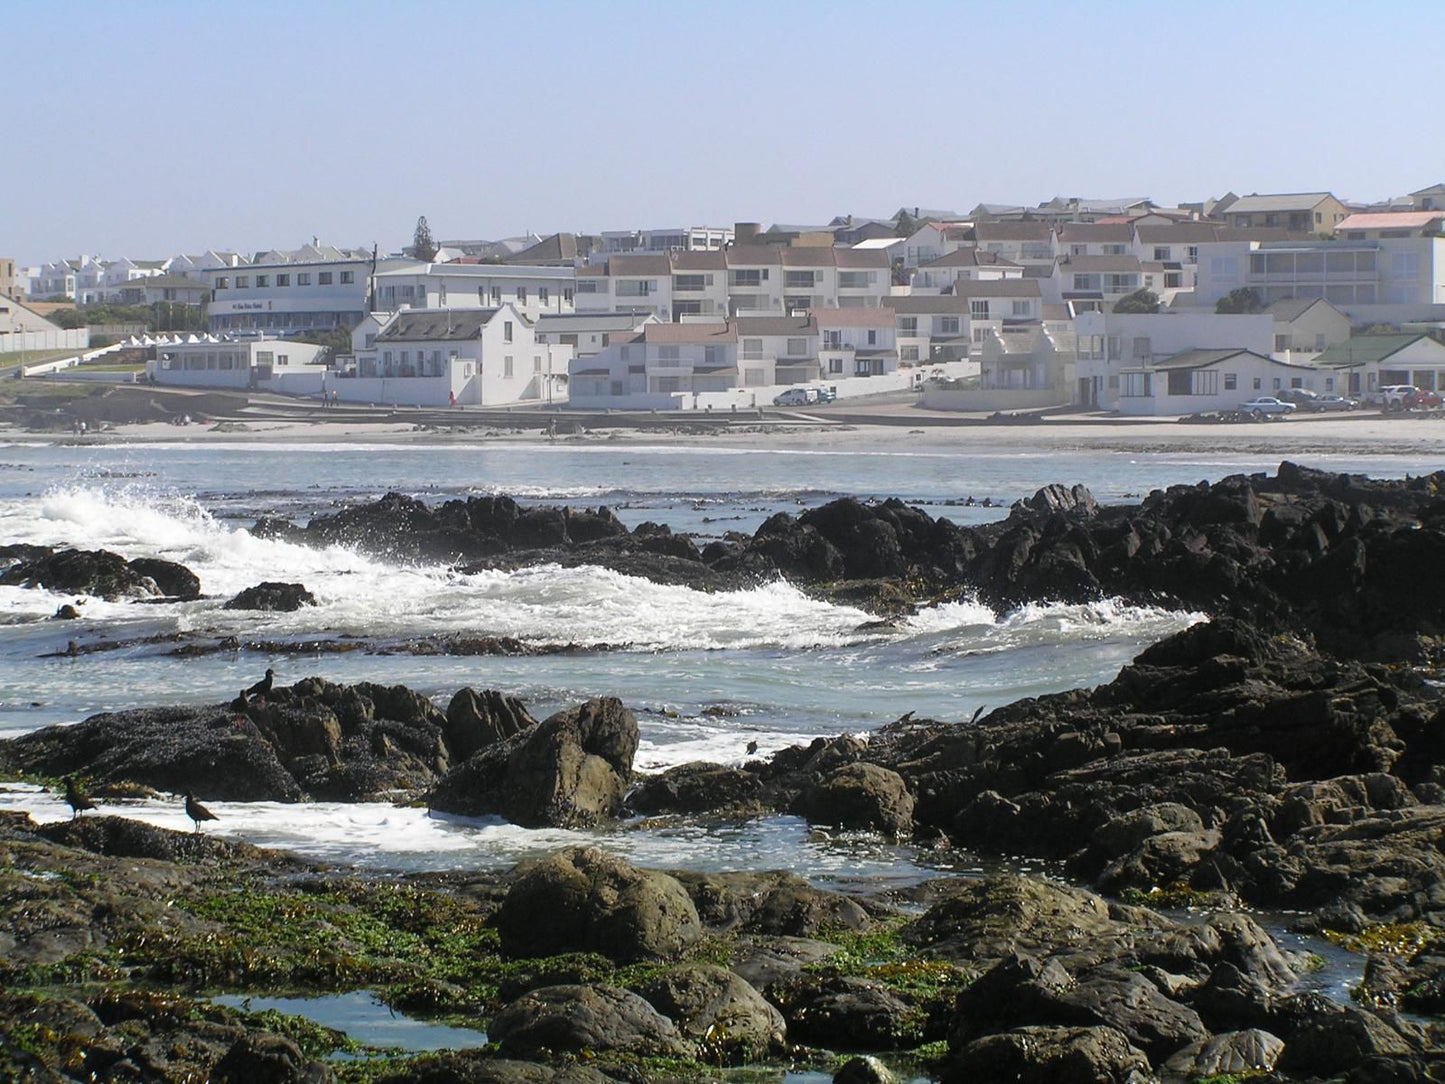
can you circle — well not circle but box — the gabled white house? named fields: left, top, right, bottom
left=345, top=304, right=570, bottom=407
left=913, top=248, right=1023, bottom=292
left=569, top=321, right=742, bottom=408
left=1112, top=348, right=1318, bottom=415
left=371, top=262, right=576, bottom=321
left=1314, top=333, right=1445, bottom=399
left=816, top=307, right=898, bottom=378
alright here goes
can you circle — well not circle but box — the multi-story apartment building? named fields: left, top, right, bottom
left=371, top=263, right=577, bottom=322
left=599, top=226, right=733, bottom=254
left=203, top=244, right=382, bottom=335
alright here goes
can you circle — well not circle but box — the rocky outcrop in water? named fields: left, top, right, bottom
left=0, top=547, right=201, bottom=601
left=426, top=697, right=637, bottom=827
left=255, top=464, right=1445, bottom=660
left=0, top=679, right=535, bottom=803
left=223, top=581, right=316, bottom=611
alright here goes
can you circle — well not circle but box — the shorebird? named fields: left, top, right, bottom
left=64, top=776, right=96, bottom=820
left=183, top=792, right=217, bottom=832
left=745, top=740, right=758, bottom=756
left=244, top=668, right=275, bottom=699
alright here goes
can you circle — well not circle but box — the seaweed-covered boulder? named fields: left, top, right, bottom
left=497, top=847, right=701, bottom=963
left=428, top=698, right=637, bottom=828
left=795, top=762, right=915, bottom=836
left=626, top=762, right=763, bottom=816
left=211, top=1032, right=331, bottom=1084
left=635, top=964, right=785, bottom=1061
left=943, top=1024, right=1151, bottom=1084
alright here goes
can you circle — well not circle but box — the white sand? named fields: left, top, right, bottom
left=5, top=411, right=1445, bottom=458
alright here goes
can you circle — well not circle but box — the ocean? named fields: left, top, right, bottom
left=0, top=437, right=1437, bottom=888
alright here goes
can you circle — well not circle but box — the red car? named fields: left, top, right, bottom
left=1411, top=387, right=1443, bottom=409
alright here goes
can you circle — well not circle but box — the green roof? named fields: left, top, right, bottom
left=1314, top=334, right=1427, bottom=367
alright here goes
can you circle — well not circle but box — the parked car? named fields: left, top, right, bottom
left=1309, top=394, right=1358, bottom=412
left=1239, top=396, right=1296, bottom=417
left=1413, top=387, right=1443, bottom=409
left=1280, top=387, right=1320, bottom=406
left=811, top=385, right=837, bottom=403
left=1378, top=385, right=1419, bottom=412
left=772, top=387, right=810, bottom=407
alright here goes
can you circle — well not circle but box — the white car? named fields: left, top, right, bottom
left=1239, top=397, right=1296, bottom=417
left=772, top=388, right=810, bottom=407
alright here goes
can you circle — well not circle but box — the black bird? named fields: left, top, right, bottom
left=184, top=791, right=217, bottom=832
left=229, top=689, right=250, bottom=713
left=745, top=740, right=758, bottom=756
left=897, top=710, right=915, bottom=724
left=64, top=776, right=96, bottom=820
left=244, top=668, right=275, bottom=699
left=970, top=704, right=987, bottom=724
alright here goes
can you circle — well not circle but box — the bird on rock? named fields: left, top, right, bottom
left=745, top=740, right=759, bottom=756
left=184, top=791, right=217, bottom=832
left=64, top=776, right=97, bottom=820
left=244, top=668, right=275, bottom=699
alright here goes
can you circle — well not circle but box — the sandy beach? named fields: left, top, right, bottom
left=6, top=409, right=1445, bottom=459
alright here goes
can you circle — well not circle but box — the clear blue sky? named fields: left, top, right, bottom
left=5, top=0, right=1439, bottom=265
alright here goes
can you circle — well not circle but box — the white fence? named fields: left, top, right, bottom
left=3, top=327, right=90, bottom=354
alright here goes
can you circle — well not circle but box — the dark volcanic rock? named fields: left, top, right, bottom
left=212, top=1032, right=331, bottom=1083
left=444, top=687, right=537, bottom=760
left=427, top=697, right=637, bottom=827
left=224, top=581, right=317, bottom=611
left=635, top=964, right=785, bottom=1060
left=794, top=761, right=915, bottom=836
left=626, top=761, right=763, bottom=816
left=0, top=547, right=192, bottom=600
left=496, top=847, right=701, bottom=962
left=943, top=1024, right=1151, bottom=1084
left=374, top=1056, right=614, bottom=1083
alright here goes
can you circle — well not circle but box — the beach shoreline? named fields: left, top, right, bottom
left=4, top=410, right=1445, bottom=459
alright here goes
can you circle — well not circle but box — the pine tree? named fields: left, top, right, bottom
left=412, top=216, right=438, bottom=262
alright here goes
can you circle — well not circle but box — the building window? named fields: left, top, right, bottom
left=937, top=316, right=960, bottom=335
left=787, top=338, right=807, bottom=356
left=504, top=321, right=513, bottom=342
left=742, top=338, right=763, bottom=360
left=438, top=285, right=446, bottom=306
left=517, top=287, right=527, bottom=304
left=901, top=346, right=919, bottom=362
left=1253, top=377, right=1262, bottom=390
left=256, top=275, right=269, bottom=287
left=970, top=300, right=989, bottom=320
left=867, top=329, right=877, bottom=345
left=478, top=287, right=486, bottom=304
left=298, top=273, right=311, bottom=285
left=236, top=276, right=250, bottom=288
left=504, top=356, right=514, bottom=378
left=658, top=346, right=681, bottom=362
left=1011, top=300, right=1030, bottom=317
left=340, top=271, right=354, bottom=284
left=533, top=355, right=542, bottom=372
left=830, top=357, right=844, bottom=373
left=277, top=274, right=290, bottom=286
left=491, top=287, right=501, bottom=305
left=215, top=276, right=228, bottom=289
left=564, top=288, right=574, bottom=304
left=1153, top=247, right=1170, bottom=261
left=539, top=287, right=549, bottom=305
left=1224, top=373, right=1237, bottom=390
left=899, top=317, right=918, bottom=336
left=576, top=280, right=598, bottom=294
left=318, top=272, right=333, bottom=285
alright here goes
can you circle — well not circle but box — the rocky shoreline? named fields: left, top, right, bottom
left=3, top=462, right=1445, bottom=1082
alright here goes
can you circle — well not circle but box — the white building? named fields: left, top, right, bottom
left=1111, top=348, right=1319, bottom=416
left=348, top=305, right=569, bottom=407
left=203, top=244, right=383, bottom=335
left=816, top=307, right=898, bottom=378
left=570, top=321, right=743, bottom=408
left=534, top=312, right=658, bottom=360
left=599, top=226, right=733, bottom=254
left=1315, top=333, right=1445, bottom=400
left=151, top=338, right=326, bottom=391
left=371, top=262, right=576, bottom=322
left=913, top=248, right=1023, bottom=293
left=737, top=315, right=820, bottom=386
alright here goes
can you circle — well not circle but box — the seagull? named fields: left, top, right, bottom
left=184, top=792, right=217, bottom=833
left=244, top=668, right=275, bottom=699
left=64, top=776, right=97, bottom=820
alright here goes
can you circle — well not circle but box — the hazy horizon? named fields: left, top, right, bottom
left=6, top=0, right=1439, bottom=267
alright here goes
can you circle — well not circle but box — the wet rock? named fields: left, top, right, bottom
left=774, top=974, right=916, bottom=1050
left=489, top=984, right=691, bottom=1058
left=443, top=688, right=536, bottom=760
left=496, top=847, right=701, bottom=963
left=1162, top=1028, right=1284, bottom=1079
left=1273, top=994, right=1417, bottom=1075
left=729, top=935, right=842, bottom=990
left=673, top=870, right=872, bottom=936
left=127, top=557, right=201, bottom=599
left=795, top=762, right=915, bottom=836
left=428, top=697, right=637, bottom=827
left=211, top=1032, right=332, bottom=1083
left=373, top=1056, right=614, bottom=1083
left=943, top=1024, right=1151, bottom=1084
left=635, top=964, right=785, bottom=1060
left=626, top=761, right=763, bottom=815
left=223, top=581, right=317, bottom=611
left=0, top=548, right=178, bottom=600
left=834, top=1055, right=895, bottom=1084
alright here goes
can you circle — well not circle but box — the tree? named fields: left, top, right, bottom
left=1113, top=288, right=1160, bottom=314
left=1215, top=287, right=1264, bottom=314
left=894, top=210, right=917, bottom=238
left=412, top=216, right=438, bottom=262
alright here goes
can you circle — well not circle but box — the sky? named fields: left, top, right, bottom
left=4, top=0, right=1440, bottom=266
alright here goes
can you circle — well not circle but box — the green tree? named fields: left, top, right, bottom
left=412, top=216, right=438, bottom=262
left=1215, top=287, right=1264, bottom=314
left=894, top=210, right=917, bottom=238
left=1113, top=288, right=1160, bottom=314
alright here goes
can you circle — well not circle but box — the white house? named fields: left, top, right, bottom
left=371, top=262, right=576, bottom=321
left=816, top=307, right=898, bottom=378
left=737, top=315, right=819, bottom=386
left=913, top=248, right=1023, bottom=293
left=1265, top=298, right=1352, bottom=360
left=347, top=304, right=569, bottom=407
left=1113, top=348, right=1319, bottom=416
left=534, top=312, right=658, bottom=360
left=972, top=222, right=1056, bottom=268
left=1314, top=333, right=1445, bottom=400
left=1049, top=254, right=1144, bottom=307
left=569, top=321, right=743, bottom=408
left=1072, top=310, right=1275, bottom=409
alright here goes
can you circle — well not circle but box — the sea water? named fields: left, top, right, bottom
left=0, top=439, right=1436, bottom=881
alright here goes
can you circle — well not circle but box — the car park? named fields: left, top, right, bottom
left=1309, top=394, right=1358, bottom=412
left=1239, top=396, right=1296, bottom=417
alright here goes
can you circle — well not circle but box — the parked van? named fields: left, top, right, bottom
left=772, top=387, right=810, bottom=407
